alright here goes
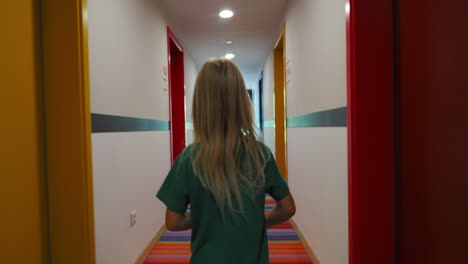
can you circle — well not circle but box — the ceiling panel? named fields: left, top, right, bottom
left=160, top=0, right=287, bottom=88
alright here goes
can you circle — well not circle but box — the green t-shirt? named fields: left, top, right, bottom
left=156, top=143, right=289, bottom=264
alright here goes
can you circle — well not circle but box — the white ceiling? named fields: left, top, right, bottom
left=160, top=0, right=287, bottom=88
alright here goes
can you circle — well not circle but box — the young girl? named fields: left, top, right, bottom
left=157, top=58, right=296, bottom=264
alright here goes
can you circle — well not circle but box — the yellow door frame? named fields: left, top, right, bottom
left=2, top=1, right=49, bottom=263
left=273, top=23, right=288, bottom=181
left=41, top=0, right=95, bottom=263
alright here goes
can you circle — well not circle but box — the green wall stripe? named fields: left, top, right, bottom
left=91, top=113, right=170, bottom=132
left=91, top=106, right=347, bottom=132
left=262, top=107, right=347, bottom=128
left=288, top=107, right=347, bottom=127
left=264, top=120, right=275, bottom=128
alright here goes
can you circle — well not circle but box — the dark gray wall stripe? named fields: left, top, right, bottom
left=92, top=113, right=169, bottom=132
left=287, top=107, right=347, bottom=127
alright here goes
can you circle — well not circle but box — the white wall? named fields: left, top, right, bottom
left=262, top=53, right=276, bottom=154
left=92, top=132, right=170, bottom=264
left=88, top=0, right=196, bottom=263
left=184, top=54, right=198, bottom=145
left=259, top=0, right=348, bottom=263
left=284, top=1, right=348, bottom=264
left=288, top=128, right=348, bottom=264
left=89, top=0, right=170, bottom=120
left=285, top=0, right=347, bottom=116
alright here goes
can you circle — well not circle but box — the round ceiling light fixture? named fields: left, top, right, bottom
left=219, top=9, right=234, bottom=18
left=226, top=40, right=233, bottom=44
left=225, top=53, right=235, bottom=59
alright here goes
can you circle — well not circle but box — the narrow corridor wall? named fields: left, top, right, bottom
left=285, top=1, right=348, bottom=263
left=184, top=54, right=198, bottom=145
left=251, top=79, right=262, bottom=137
left=261, top=1, right=348, bottom=263
left=262, top=54, right=276, bottom=154
left=88, top=1, right=196, bottom=263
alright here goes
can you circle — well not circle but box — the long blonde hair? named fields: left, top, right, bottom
left=191, top=58, right=268, bottom=216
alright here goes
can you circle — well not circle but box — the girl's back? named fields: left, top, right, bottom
left=156, top=58, right=295, bottom=264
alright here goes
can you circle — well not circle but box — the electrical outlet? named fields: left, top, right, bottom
left=130, top=210, right=137, bottom=227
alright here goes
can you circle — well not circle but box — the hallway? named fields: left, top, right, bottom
left=143, top=196, right=315, bottom=264
left=88, top=0, right=348, bottom=263
left=5, top=0, right=468, bottom=263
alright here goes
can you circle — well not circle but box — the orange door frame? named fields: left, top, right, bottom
left=41, top=0, right=96, bottom=263
left=273, top=23, right=288, bottom=180
left=2, top=1, right=49, bottom=263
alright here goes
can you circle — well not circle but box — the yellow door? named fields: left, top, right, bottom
left=1, top=1, right=96, bottom=263
left=1, top=1, right=49, bottom=263
left=42, top=0, right=96, bottom=263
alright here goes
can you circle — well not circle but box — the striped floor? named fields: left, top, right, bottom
left=144, top=196, right=314, bottom=264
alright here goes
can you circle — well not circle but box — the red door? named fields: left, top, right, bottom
left=346, top=1, right=395, bottom=263
left=167, top=27, right=186, bottom=164
left=396, top=0, right=468, bottom=263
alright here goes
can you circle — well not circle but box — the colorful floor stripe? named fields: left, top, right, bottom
left=144, top=195, right=314, bottom=264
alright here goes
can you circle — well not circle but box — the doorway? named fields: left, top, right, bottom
left=167, top=26, right=186, bottom=164
left=258, top=72, right=264, bottom=133
left=274, top=23, right=287, bottom=180
left=247, top=89, right=253, bottom=101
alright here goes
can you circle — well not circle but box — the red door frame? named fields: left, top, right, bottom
left=167, top=26, right=186, bottom=164
left=346, top=1, right=395, bottom=264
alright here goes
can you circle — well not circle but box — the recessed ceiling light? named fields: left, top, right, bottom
left=219, top=9, right=234, bottom=18
left=226, top=40, right=233, bottom=44
left=225, top=53, right=235, bottom=59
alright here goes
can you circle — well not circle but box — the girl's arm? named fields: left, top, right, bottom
left=265, top=192, right=296, bottom=227
left=165, top=209, right=191, bottom=231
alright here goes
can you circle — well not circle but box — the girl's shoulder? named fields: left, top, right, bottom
left=179, top=144, right=196, bottom=159
left=255, top=141, right=273, bottom=162
left=179, top=144, right=200, bottom=163
left=255, top=140, right=270, bottom=153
